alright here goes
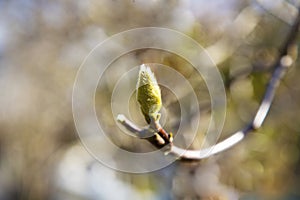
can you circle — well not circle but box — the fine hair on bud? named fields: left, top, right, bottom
left=136, top=64, right=162, bottom=123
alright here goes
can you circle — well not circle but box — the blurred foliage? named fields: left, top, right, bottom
left=0, top=0, right=300, bottom=200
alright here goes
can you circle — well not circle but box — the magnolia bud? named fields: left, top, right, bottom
left=136, top=64, right=162, bottom=123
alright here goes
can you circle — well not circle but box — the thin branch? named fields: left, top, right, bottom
left=117, top=114, right=171, bottom=148
left=256, top=0, right=298, bottom=25
left=117, top=114, right=143, bottom=133
left=117, top=7, right=300, bottom=160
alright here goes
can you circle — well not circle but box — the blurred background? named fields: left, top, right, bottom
left=1, top=0, right=300, bottom=199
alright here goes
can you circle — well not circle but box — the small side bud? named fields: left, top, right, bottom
left=169, top=132, right=173, bottom=143
left=136, top=64, right=162, bottom=124
left=117, top=114, right=126, bottom=122
left=154, top=133, right=165, bottom=145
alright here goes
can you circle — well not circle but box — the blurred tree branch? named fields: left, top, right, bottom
left=207, top=6, right=260, bottom=65
left=256, top=0, right=298, bottom=25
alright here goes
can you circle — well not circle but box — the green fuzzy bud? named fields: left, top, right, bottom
left=136, top=64, right=162, bottom=123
